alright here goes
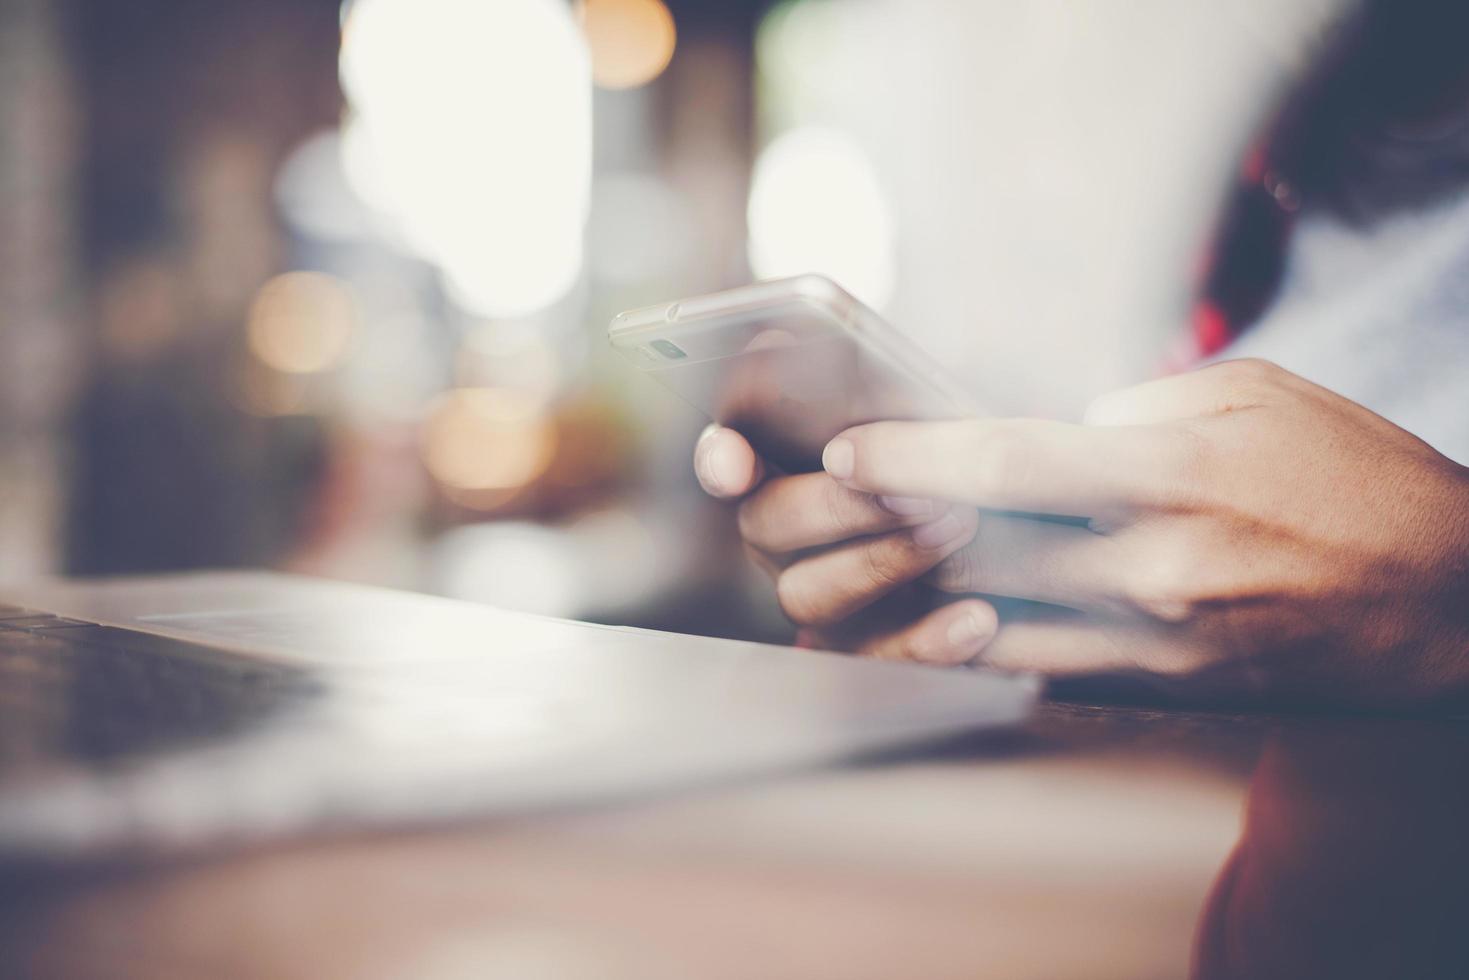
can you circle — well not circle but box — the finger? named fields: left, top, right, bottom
left=976, top=611, right=1198, bottom=677
left=823, top=418, right=1174, bottom=517
left=789, top=585, right=945, bottom=653
left=738, top=471, right=943, bottom=553
left=694, top=424, right=765, bottom=499
left=776, top=511, right=979, bottom=628
left=928, top=512, right=1122, bottom=614
left=852, top=599, right=999, bottom=667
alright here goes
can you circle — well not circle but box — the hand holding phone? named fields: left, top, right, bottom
left=610, top=276, right=998, bottom=665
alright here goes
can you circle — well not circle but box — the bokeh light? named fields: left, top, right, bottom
left=747, top=126, right=897, bottom=309
left=577, top=0, right=677, bottom=91
left=339, top=0, right=592, bottom=318
left=421, top=388, right=558, bottom=492
left=273, top=130, right=381, bottom=243
left=246, top=272, right=356, bottom=374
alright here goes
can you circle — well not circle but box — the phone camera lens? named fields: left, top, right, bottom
left=650, top=339, right=688, bottom=360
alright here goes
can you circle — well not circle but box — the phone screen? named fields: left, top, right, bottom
left=612, top=279, right=975, bottom=473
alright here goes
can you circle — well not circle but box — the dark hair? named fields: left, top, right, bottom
left=1200, top=1, right=1469, bottom=336
left=1278, top=0, right=1469, bottom=224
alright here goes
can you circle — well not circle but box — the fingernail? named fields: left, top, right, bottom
left=696, top=439, right=727, bottom=495
left=823, top=438, right=854, bottom=480
left=945, top=610, right=995, bottom=654
left=912, top=512, right=965, bottom=550
left=708, top=449, right=744, bottom=496
left=879, top=495, right=935, bottom=518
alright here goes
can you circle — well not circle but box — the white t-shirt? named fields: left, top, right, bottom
left=1226, top=189, right=1469, bottom=464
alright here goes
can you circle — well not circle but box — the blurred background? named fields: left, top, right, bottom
left=0, top=0, right=1324, bottom=641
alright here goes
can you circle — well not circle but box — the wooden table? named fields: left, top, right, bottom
left=4, top=701, right=1467, bottom=979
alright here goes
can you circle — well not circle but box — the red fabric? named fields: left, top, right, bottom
left=1177, top=138, right=1296, bottom=371
left=1192, top=301, right=1234, bottom=358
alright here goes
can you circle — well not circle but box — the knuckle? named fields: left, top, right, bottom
left=1213, top=358, right=1282, bottom=404
left=1225, top=357, right=1279, bottom=381
left=894, top=628, right=934, bottom=664
left=931, top=540, right=981, bottom=593
left=820, top=480, right=863, bottom=538
left=1130, top=636, right=1219, bottom=679
left=1120, top=546, right=1201, bottom=624
left=1123, top=579, right=1195, bottom=625
left=860, top=540, right=915, bottom=591
left=1146, top=647, right=1213, bottom=678
left=774, top=570, right=826, bottom=627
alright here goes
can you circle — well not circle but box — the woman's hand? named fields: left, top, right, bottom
left=693, top=425, right=998, bottom=664
left=824, top=359, right=1469, bottom=706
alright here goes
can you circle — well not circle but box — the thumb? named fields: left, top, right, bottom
left=694, top=424, right=766, bottom=499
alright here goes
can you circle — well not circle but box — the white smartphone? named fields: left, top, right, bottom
left=609, top=275, right=981, bottom=473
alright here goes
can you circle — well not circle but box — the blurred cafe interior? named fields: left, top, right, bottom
left=0, top=0, right=1316, bottom=642
left=10, top=2, right=1469, bottom=978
